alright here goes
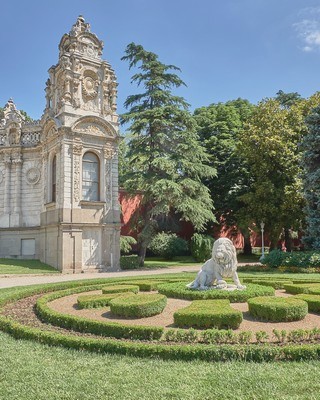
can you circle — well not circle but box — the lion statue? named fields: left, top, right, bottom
left=187, top=237, right=246, bottom=290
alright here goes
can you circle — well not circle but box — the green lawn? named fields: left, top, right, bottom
left=142, top=254, right=261, bottom=269
left=0, top=259, right=59, bottom=275
left=1, top=331, right=320, bottom=400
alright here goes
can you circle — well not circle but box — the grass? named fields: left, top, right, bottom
left=0, top=259, right=59, bottom=275
left=142, top=253, right=260, bottom=269
left=1, top=331, right=320, bottom=400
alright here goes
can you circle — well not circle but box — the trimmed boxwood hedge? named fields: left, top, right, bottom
left=77, top=293, right=124, bottom=309
left=117, top=280, right=167, bottom=292
left=2, top=277, right=320, bottom=361
left=110, top=293, right=167, bottom=318
left=284, top=283, right=320, bottom=295
left=249, top=279, right=293, bottom=289
left=102, top=285, right=139, bottom=294
left=295, top=294, right=320, bottom=313
left=36, top=287, right=163, bottom=340
left=157, top=282, right=275, bottom=303
left=174, top=299, right=243, bottom=329
left=248, top=297, right=308, bottom=322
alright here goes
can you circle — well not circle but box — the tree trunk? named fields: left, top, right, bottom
left=269, top=229, right=282, bottom=251
left=242, top=228, right=252, bottom=255
left=137, top=240, right=148, bottom=267
left=284, top=228, right=292, bottom=252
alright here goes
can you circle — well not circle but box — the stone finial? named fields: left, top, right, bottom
left=70, top=15, right=91, bottom=36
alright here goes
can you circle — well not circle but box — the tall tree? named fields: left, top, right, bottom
left=301, top=105, right=320, bottom=249
left=193, top=99, right=255, bottom=253
left=121, top=43, right=215, bottom=266
left=238, top=92, right=320, bottom=250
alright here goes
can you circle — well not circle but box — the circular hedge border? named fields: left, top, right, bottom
left=77, top=293, right=124, bottom=309
left=102, top=284, right=139, bottom=294
left=157, top=282, right=275, bottom=302
left=110, top=293, right=167, bottom=317
left=2, top=275, right=320, bottom=362
left=248, top=296, right=308, bottom=322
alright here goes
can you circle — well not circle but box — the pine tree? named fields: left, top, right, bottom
left=121, top=43, right=215, bottom=266
left=301, top=105, right=320, bottom=249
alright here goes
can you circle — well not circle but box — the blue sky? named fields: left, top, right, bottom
left=1, top=0, right=320, bottom=122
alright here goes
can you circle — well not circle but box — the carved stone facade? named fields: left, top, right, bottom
left=0, top=17, right=121, bottom=272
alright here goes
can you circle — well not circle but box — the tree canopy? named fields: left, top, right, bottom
left=120, top=43, right=215, bottom=265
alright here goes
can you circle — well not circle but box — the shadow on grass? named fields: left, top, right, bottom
left=0, top=259, right=59, bottom=274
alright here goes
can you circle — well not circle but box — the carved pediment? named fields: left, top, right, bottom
left=72, top=117, right=117, bottom=138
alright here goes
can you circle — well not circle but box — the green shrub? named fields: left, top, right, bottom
left=110, top=293, right=167, bottom=318
left=148, top=232, right=189, bottom=260
left=283, top=283, right=320, bottom=295
left=77, top=293, right=123, bottom=309
left=255, top=331, right=269, bottom=343
left=262, top=250, right=320, bottom=269
left=173, top=299, right=243, bottom=329
left=120, top=255, right=140, bottom=270
left=36, top=289, right=163, bottom=340
left=248, top=297, right=308, bottom=322
left=158, top=282, right=275, bottom=303
left=190, top=233, right=214, bottom=262
left=295, top=294, right=320, bottom=312
left=118, top=280, right=167, bottom=291
left=120, top=236, right=137, bottom=255
left=102, top=284, right=139, bottom=294
left=250, top=279, right=293, bottom=289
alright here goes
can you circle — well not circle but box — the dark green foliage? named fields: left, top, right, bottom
left=190, top=233, right=214, bottom=262
left=102, top=284, right=139, bottom=294
left=120, top=236, right=137, bottom=255
left=284, top=283, right=320, bottom=295
left=174, top=299, right=242, bottom=329
left=301, top=105, right=320, bottom=249
left=295, top=294, right=320, bottom=313
left=261, top=250, right=289, bottom=268
left=120, top=255, right=140, bottom=270
left=262, top=250, right=320, bottom=269
left=120, top=43, right=215, bottom=266
left=248, top=296, right=308, bottom=322
left=157, top=282, right=274, bottom=302
left=110, top=293, right=167, bottom=318
left=193, top=99, right=254, bottom=235
left=77, top=293, right=123, bottom=309
left=148, top=232, right=188, bottom=259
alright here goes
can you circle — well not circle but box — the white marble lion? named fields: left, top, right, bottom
left=187, top=237, right=246, bottom=290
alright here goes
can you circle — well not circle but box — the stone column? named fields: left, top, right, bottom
left=3, top=155, right=11, bottom=214
left=13, top=158, right=22, bottom=213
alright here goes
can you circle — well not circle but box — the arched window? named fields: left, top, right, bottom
left=82, top=152, right=99, bottom=201
left=52, top=155, right=56, bottom=202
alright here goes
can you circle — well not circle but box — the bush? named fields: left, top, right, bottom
left=102, top=284, right=139, bottom=294
left=120, top=255, right=140, bottom=270
left=158, top=282, right=275, bottom=303
left=173, top=299, right=243, bottom=329
left=284, top=283, right=320, bottom=295
left=77, top=293, right=123, bottom=309
left=110, top=293, right=167, bottom=318
left=295, top=294, right=320, bottom=312
left=249, top=279, right=293, bottom=289
left=35, top=288, right=163, bottom=340
left=261, top=250, right=289, bottom=268
left=148, top=232, right=189, bottom=260
left=248, top=296, right=308, bottom=322
left=190, top=233, right=214, bottom=262
left=120, top=236, right=137, bottom=255
left=118, top=280, right=167, bottom=291
left=262, top=250, right=320, bottom=269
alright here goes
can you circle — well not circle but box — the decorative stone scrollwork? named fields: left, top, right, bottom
left=103, top=143, right=116, bottom=159
left=0, top=169, right=4, bottom=185
left=0, top=134, right=6, bottom=146
left=26, top=167, right=41, bottom=185
left=73, top=159, right=81, bottom=202
left=21, top=132, right=41, bottom=146
left=82, top=70, right=99, bottom=101
left=73, top=139, right=83, bottom=155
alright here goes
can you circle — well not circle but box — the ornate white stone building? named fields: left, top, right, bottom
left=0, top=16, right=121, bottom=272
